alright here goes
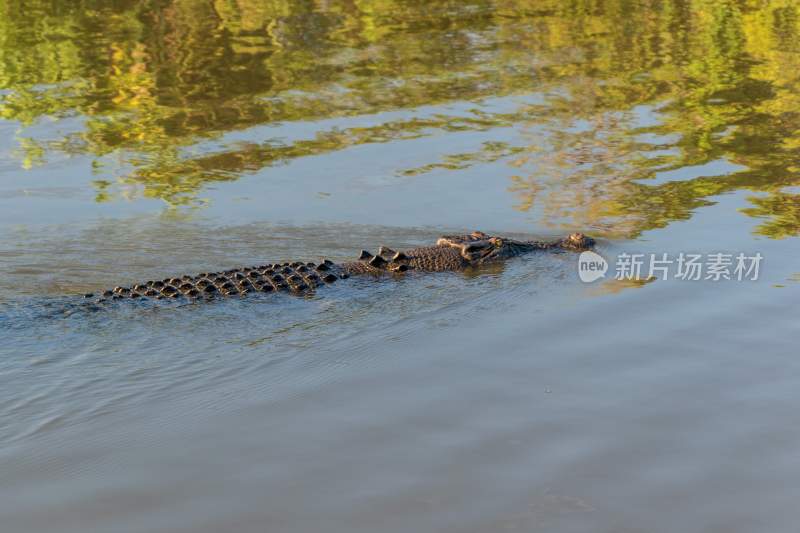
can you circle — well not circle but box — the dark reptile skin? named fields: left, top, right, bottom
left=88, top=233, right=593, bottom=301
left=340, top=245, right=467, bottom=275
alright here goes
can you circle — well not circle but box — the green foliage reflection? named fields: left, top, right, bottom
left=0, top=0, right=798, bottom=237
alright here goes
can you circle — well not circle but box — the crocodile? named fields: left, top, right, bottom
left=83, top=231, right=594, bottom=301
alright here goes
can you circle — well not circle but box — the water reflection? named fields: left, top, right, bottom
left=1, top=0, right=799, bottom=237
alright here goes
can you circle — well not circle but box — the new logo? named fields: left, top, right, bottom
left=578, top=251, right=608, bottom=283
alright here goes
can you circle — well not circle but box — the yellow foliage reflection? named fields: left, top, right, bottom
left=0, top=0, right=798, bottom=236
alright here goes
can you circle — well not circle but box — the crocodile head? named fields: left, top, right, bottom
left=437, top=231, right=594, bottom=263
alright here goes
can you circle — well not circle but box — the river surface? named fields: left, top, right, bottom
left=2, top=2, right=800, bottom=532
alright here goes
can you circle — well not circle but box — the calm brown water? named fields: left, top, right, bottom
left=2, top=1, right=800, bottom=532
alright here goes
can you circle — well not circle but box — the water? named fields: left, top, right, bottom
left=2, top=1, right=800, bottom=531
